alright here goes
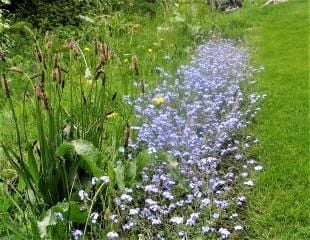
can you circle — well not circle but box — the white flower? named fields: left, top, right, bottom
left=63, top=124, right=71, bottom=138
left=247, top=159, right=256, bottom=165
left=120, top=194, right=133, bottom=202
left=202, top=226, right=215, bottom=234
left=162, top=191, right=174, bottom=200
left=241, top=172, right=248, bottom=177
left=54, top=212, right=64, bottom=221
left=144, top=184, right=159, bottom=193
left=109, top=214, right=118, bottom=223
left=145, top=199, right=158, bottom=205
left=230, top=213, right=238, bottom=219
left=99, top=176, right=110, bottom=184
left=91, top=177, right=98, bottom=185
left=218, top=228, right=230, bottom=239
left=170, top=216, right=184, bottom=225
left=72, top=229, right=83, bottom=240
left=106, top=231, right=119, bottom=239
left=151, top=217, right=162, bottom=225
left=125, top=188, right=133, bottom=193
left=244, top=180, right=254, bottom=187
left=129, top=208, right=140, bottom=215
left=234, top=225, right=243, bottom=231
left=254, top=165, right=263, bottom=171
left=78, top=190, right=89, bottom=201
left=118, top=147, right=125, bottom=153
left=200, top=198, right=211, bottom=208
left=85, top=67, right=92, bottom=80
left=90, top=212, right=99, bottom=223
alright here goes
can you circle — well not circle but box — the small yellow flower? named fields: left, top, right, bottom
left=84, top=47, right=90, bottom=52
left=124, top=58, right=129, bottom=63
left=148, top=48, right=153, bottom=53
left=153, top=97, right=165, bottom=105
left=106, top=112, right=119, bottom=119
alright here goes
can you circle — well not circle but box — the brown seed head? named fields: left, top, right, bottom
left=0, top=48, right=5, bottom=62
left=53, top=51, right=60, bottom=68
left=132, top=55, right=139, bottom=76
left=140, top=79, right=145, bottom=94
left=124, top=122, right=131, bottom=149
left=45, top=31, right=52, bottom=49
left=2, top=73, right=10, bottom=98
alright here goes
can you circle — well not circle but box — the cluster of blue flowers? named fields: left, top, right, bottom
left=74, top=40, right=265, bottom=239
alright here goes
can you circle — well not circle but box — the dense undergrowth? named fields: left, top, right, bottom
left=0, top=0, right=272, bottom=239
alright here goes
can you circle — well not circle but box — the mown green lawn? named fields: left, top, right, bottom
left=244, top=1, right=310, bottom=239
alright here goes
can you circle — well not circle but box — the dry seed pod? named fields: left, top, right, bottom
left=52, top=67, right=61, bottom=83
left=45, top=31, right=52, bottom=49
left=35, top=85, right=44, bottom=100
left=94, top=39, right=98, bottom=55
left=53, top=51, right=60, bottom=68
left=100, top=53, right=106, bottom=65
left=97, top=42, right=103, bottom=54
left=140, top=79, right=145, bottom=94
left=2, top=73, right=10, bottom=98
left=0, top=48, right=5, bottom=62
left=132, top=55, right=139, bottom=76
left=46, top=38, right=53, bottom=50
left=124, top=122, right=131, bottom=149
left=35, top=83, right=50, bottom=110
left=35, top=45, right=47, bottom=69
left=104, top=44, right=109, bottom=60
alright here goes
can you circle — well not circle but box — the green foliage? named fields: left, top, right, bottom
left=0, top=0, right=267, bottom=239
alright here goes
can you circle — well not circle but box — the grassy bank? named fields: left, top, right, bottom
left=244, top=1, right=310, bottom=239
left=0, top=0, right=309, bottom=239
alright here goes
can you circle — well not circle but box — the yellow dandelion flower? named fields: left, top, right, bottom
left=106, top=112, right=119, bottom=119
left=154, top=97, right=165, bottom=105
left=148, top=48, right=153, bottom=53
left=84, top=47, right=90, bottom=52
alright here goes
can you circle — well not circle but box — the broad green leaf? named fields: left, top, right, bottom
left=114, top=164, right=125, bottom=191
left=37, top=210, right=57, bottom=239
left=59, top=140, right=104, bottom=176
left=52, top=201, right=87, bottom=224
left=127, top=159, right=136, bottom=180
left=56, top=143, right=74, bottom=157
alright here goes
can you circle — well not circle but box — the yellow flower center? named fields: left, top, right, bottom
left=154, top=97, right=165, bottom=105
